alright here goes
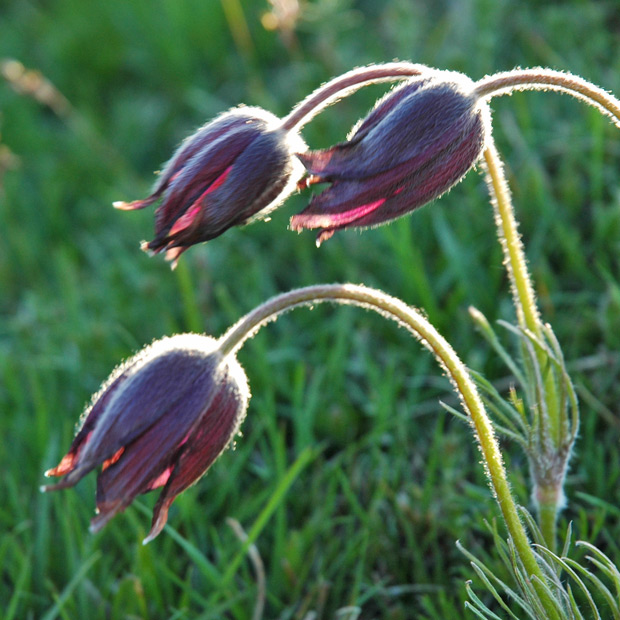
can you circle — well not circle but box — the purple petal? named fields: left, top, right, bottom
left=42, top=364, right=135, bottom=488
left=144, top=374, right=248, bottom=542
left=154, top=124, right=264, bottom=234
left=89, top=397, right=204, bottom=532
left=152, top=108, right=275, bottom=197
left=346, top=75, right=432, bottom=142
left=44, top=335, right=220, bottom=492
left=298, top=80, right=478, bottom=180
left=292, top=116, right=484, bottom=237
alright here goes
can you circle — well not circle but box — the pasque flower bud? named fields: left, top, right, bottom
left=115, top=106, right=305, bottom=266
left=42, top=334, right=249, bottom=543
left=290, top=71, right=490, bottom=244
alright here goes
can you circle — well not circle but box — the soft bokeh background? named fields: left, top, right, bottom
left=2, top=0, right=620, bottom=618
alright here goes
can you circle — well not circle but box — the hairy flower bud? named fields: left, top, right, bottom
left=115, top=106, right=306, bottom=266
left=290, top=71, right=490, bottom=244
left=42, top=334, right=249, bottom=543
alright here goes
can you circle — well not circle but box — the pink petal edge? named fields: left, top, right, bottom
left=290, top=198, right=386, bottom=231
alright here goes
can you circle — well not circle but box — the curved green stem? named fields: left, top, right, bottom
left=475, top=66, right=620, bottom=554
left=483, top=137, right=563, bottom=551
left=280, top=62, right=425, bottom=132
left=218, top=283, right=559, bottom=618
left=474, top=68, right=620, bottom=129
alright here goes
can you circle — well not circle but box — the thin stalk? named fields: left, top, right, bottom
left=474, top=68, right=620, bottom=129
left=483, top=138, right=563, bottom=551
left=280, top=62, right=425, bottom=132
left=218, top=283, right=560, bottom=618
left=475, top=66, right=620, bottom=552
left=482, top=138, right=541, bottom=337
left=283, top=65, right=620, bottom=135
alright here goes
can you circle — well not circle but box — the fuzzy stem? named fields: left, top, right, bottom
left=280, top=62, right=426, bottom=132
left=218, top=283, right=559, bottom=617
left=474, top=68, right=620, bottom=129
left=476, top=67, right=620, bottom=551
left=483, top=138, right=563, bottom=551
left=482, top=138, right=541, bottom=336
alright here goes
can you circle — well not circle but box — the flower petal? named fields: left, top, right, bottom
left=42, top=365, right=135, bottom=489
left=292, top=119, right=484, bottom=240
left=113, top=196, right=160, bottom=211
left=153, top=126, right=261, bottom=235
left=346, top=75, right=432, bottom=142
left=90, top=403, right=198, bottom=532
left=144, top=368, right=249, bottom=543
left=298, top=79, right=479, bottom=181
left=89, top=356, right=229, bottom=532
left=151, top=108, right=274, bottom=197
left=290, top=198, right=386, bottom=231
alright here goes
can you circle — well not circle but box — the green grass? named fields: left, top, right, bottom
left=2, top=0, right=620, bottom=617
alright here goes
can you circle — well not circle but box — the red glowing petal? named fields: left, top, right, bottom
left=143, top=497, right=173, bottom=544
left=102, top=447, right=125, bottom=472
left=290, top=198, right=386, bottom=231
left=168, top=204, right=201, bottom=236
left=167, top=166, right=233, bottom=237
left=146, top=466, right=174, bottom=491
left=316, top=229, right=335, bottom=246
left=90, top=499, right=124, bottom=533
left=45, top=452, right=79, bottom=477
left=204, top=165, right=232, bottom=195
left=164, top=246, right=185, bottom=269
left=297, top=174, right=324, bottom=190
left=113, top=196, right=159, bottom=211
left=142, top=385, right=246, bottom=543
left=44, top=430, right=94, bottom=477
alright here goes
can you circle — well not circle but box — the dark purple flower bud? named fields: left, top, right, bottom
left=290, top=72, right=490, bottom=244
left=42, top=334, right=249, bottom=543
left=115, top=106, right=305, bottom=266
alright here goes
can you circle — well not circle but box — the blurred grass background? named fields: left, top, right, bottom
left=1, top=0, right=620, bottom=618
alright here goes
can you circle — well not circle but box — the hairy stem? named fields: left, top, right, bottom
left=482, top=138, right=541, bottom=336
left=474, top=68, right=620, bottom=129
left=483, top=138, right=563, bottom=551
left=280, top=62, right=425, bottom=132
left=218, top=283, right=559, bottom=617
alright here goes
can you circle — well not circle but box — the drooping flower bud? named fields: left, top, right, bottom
left=42, top=334, right=249, bottom=543
left=115, top=106, right=306, bottom=266
left=290, top=71, right=490, bottom=244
